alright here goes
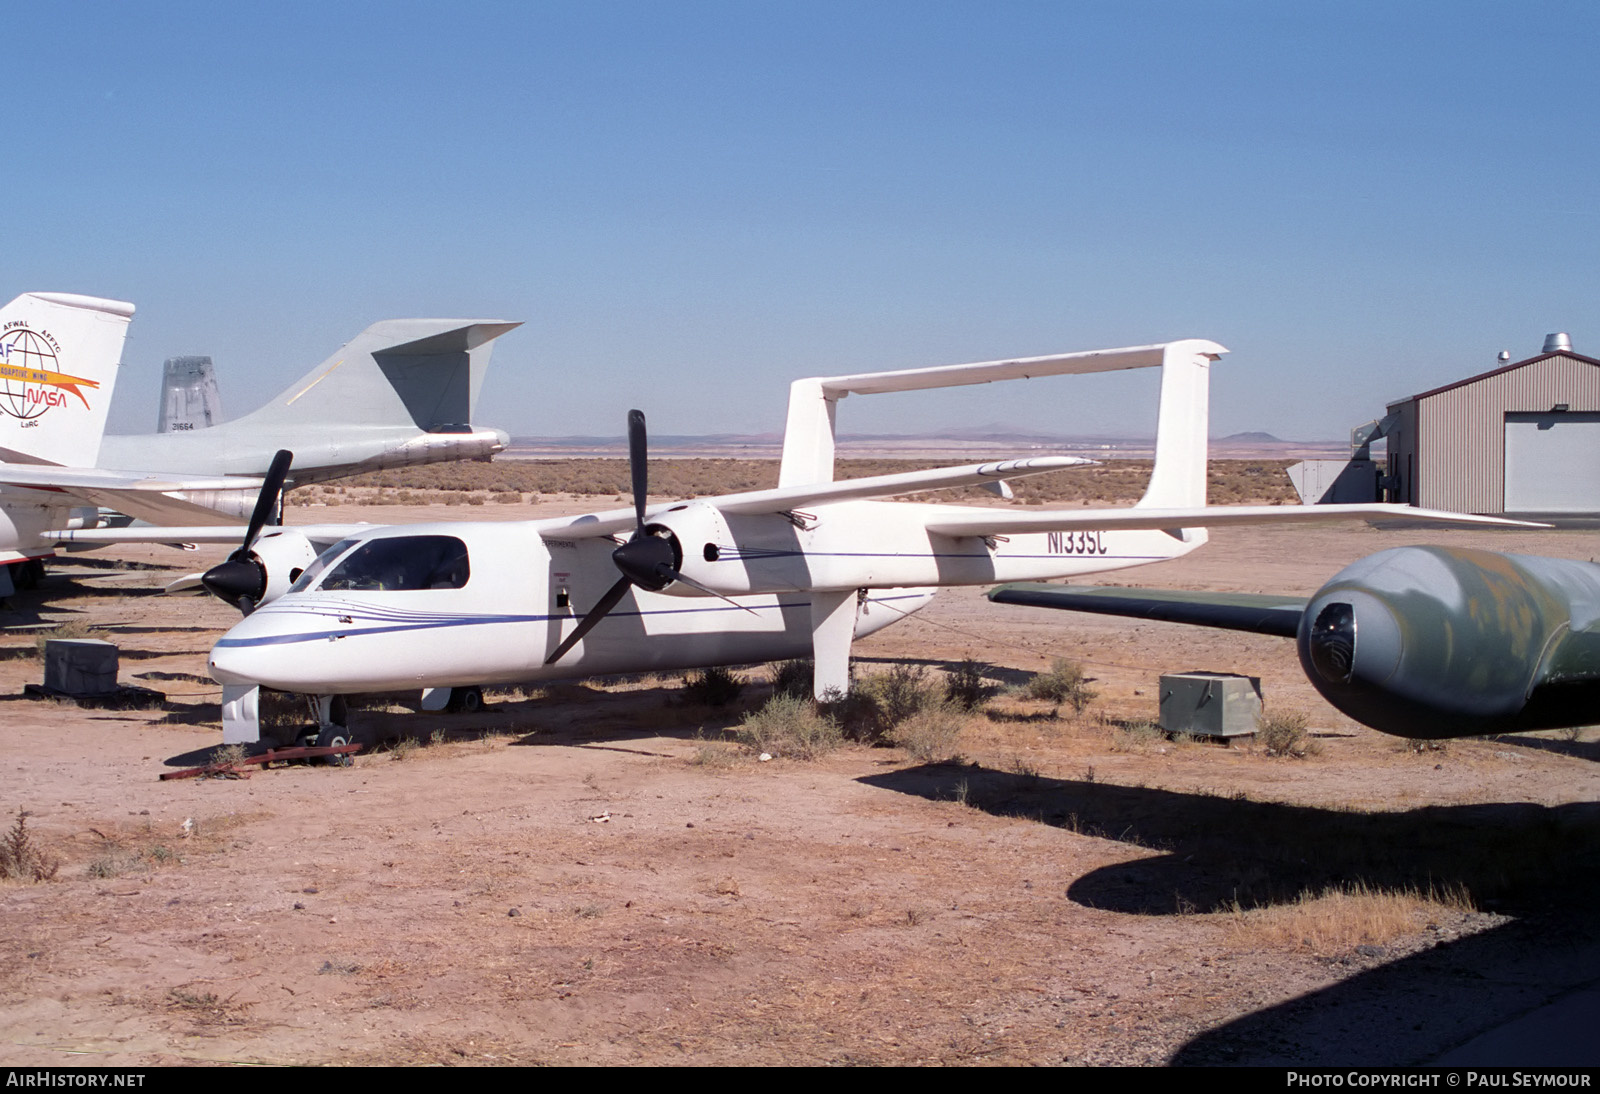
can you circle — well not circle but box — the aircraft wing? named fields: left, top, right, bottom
left=45, top=523, right=376, bottom=547
left=0, top=465, right=272, bottom=527
left=534, top=456, right=1095, bottom=540
left=922, top=503, right=1546, bottom=536
left=988, top=582, right=1307, bottom=637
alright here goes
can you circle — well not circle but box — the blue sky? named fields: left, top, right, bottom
left=10, top=1, right=1598, bottom=442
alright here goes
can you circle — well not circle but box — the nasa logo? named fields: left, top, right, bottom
left=0, top=324, right=98, bottom=422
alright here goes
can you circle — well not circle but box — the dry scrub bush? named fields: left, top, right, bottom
left=891, top=704, right=967, bottom=762
left=690, top=731, right=742, bottom=769
left=1226, top=881, right=1473, bottom=956
left=943, top=660, right=991, bottom=711
left=863, top=664, right=939, bottom=727
left=827, top=663, right=946, bottom=743
left=1257, top=710, right=1316, bottom=757
left=1110, top=719, right=1166, bottom=752
left=770, top=659, right=814, bottom=700
left=735, top=694, right=842, bottom=759
left=1022, top=658, right=1097, bottom=714
left=680, top=666, right=744, bottom=707
left=0, top=810, right=59, bottom=882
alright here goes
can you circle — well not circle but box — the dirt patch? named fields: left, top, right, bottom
left=1, top=508, right=1597, bottom=1065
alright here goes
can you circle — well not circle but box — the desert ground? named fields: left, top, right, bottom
left=2, top=495, right=1598, bottom=1066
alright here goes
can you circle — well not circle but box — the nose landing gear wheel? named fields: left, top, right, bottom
left=446, top=686, right=484, bottom=714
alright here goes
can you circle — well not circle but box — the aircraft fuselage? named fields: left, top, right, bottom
left=208, top=502, right=1206, bottom=693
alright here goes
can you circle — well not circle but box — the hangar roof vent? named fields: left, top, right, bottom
left=1543, top=332, right=1573, bottom=354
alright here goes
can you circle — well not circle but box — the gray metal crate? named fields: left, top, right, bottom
left=1158, top=671, right=1262, bottom=738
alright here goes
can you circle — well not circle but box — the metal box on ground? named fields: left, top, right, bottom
left=1159, top=671, right=1262, bottom=739
left=43, top=639, right=120, bottom=696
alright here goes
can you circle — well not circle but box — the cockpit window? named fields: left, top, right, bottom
left=316, top=535, right=471, bottom=592
left=288, top=537, right=361, bottom=594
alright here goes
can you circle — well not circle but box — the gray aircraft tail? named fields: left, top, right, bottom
left=236, top=318, right=521, bottom=434
left=98, top=317, right=521, bottom=482
left=158, top=355, right=223, bottom=432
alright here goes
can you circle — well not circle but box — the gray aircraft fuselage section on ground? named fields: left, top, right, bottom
left=991, top=545, right=1600, bottom=740
left=96, top=317, right=517, bottom=485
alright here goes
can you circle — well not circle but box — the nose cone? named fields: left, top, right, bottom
left=200, top=557, right=264, bottom=612
left=1298, top=588, right=1415, bottom=733
left=207, top=604, right=311, bottom=688
left=1296, top=545, right=1560, bottom=738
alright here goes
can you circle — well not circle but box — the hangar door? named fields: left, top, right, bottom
left=1504, top=411, right=1600, bottom=513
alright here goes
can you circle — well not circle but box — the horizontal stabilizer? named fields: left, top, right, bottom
left=780, top=339, right=1226, bottom=487
left=0, top=466, right=262, bottom=494
left=810, top=340, right=1227, bottom=396
left=1, top=465, right=269, bottom=528
left=924, top=503, right=1547, bottom=537
left=47, top=522, right=375, bottom=546
left=536, top=456, right=1095, bottom=541
left=376, top=321, right=522, bottom=356
left=989, top=583, right=1306, bottom=637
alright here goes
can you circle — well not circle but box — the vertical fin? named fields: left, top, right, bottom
left=158, top=356, right=222, bottom=432
left=1135, top=341, right=1213, bottom=509
left=0, top=292, right=135, bottom=467
left=778, top=378, right=839, bottom=486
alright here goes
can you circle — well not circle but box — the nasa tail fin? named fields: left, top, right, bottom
left=0, top=292, right=135, bottom=467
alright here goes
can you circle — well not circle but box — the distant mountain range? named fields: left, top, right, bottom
left=505, top=428, right=1345, bottom=460
left=511, top=428, right=1316, bottom=448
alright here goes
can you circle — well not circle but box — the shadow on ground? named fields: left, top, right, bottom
left=862, top=762, right=1600, bottom=1065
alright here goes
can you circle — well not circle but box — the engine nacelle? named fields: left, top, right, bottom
left=248, top=530, right=321, bottom=606
left=644, top=501, right=781, bottom=597
left=1297, top=546, right=1600, bottom=739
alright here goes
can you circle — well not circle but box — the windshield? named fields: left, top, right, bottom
left=316, top=535, right=471, bottom=592
left=287, top=537, right=361, bottom=594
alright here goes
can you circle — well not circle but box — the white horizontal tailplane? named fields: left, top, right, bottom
left=777, top=338, right=1227, bottom=489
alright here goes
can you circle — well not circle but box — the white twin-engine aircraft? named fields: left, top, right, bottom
left=110, top=337, right=1512, bottom=747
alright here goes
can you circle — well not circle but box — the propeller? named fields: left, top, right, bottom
left=545, top=411, right=748, bottom=665
left=200, top=449, right=293, bottom=614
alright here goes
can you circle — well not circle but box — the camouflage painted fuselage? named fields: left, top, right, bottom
left=1301, top=546, right=1600, bottom=738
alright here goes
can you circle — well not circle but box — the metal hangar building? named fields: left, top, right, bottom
left=1382, top=333, right=1600, bottom=516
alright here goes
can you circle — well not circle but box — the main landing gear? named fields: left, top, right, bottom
left=294, top=694, right=353, bottom=766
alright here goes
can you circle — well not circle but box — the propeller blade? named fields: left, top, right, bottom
left=627, top=409, right=648, bottom=531
left=242, top=449, right=293, bottom=554
left=201, top=449, right=292, bottom=614
left=661, top=569, right=760, bottom=614
left=164, top=572, right=207, bottom=595
left=544, top=576, right=633, bottom=664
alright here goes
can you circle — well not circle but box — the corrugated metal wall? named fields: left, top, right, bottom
left=1386, top=398, right=1418, bottom=505
left=1415, top=354, right=1600, bottom=513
